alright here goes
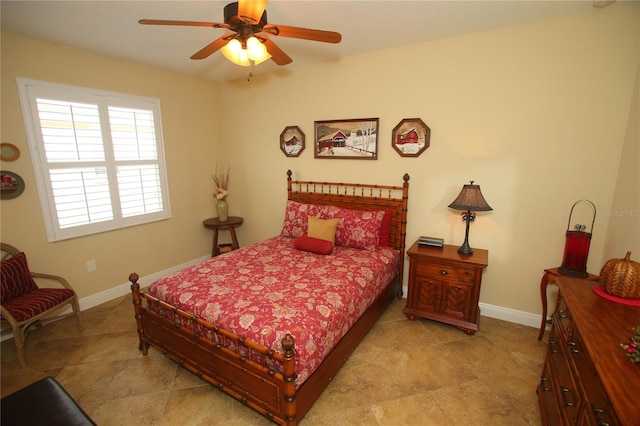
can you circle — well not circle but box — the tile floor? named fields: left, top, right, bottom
left=1, top=294, right=548, bottom=425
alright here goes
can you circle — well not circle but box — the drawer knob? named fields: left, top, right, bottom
left=439, top=270, right=448, bottom=275
left=561, top=387, right=574, bottom=407
left=592, top=406, right=610, bottom=426
left=540, top=376, right=550, bottom=392
left=568, top=341, right=579, bottom=354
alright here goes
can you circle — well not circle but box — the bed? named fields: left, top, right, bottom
left=130, top=170, right=410, bottom=425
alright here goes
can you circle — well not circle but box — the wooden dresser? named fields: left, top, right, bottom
left=537, top=277, right=640, bottom=426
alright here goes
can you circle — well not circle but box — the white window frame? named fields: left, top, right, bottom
left=17, top=78, right=171, bottom=241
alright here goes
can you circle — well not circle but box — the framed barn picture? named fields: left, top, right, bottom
left=280, top=126, right=305, bottom=157
left=392, top=118, right=431, bottom=157
left=314, top=118, right=379, bottom=160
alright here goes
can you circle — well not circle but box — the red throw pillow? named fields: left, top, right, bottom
left=280, top=201, right=327, bottom=238
left=1, top=252, right=39, bottom=304
left=323, top=206, right=385, bottom=251
left=379, top=210, right=392, bottom=247
left=293, top=236, right=334, bottom=255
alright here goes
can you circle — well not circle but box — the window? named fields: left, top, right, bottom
left=17, top=78, right=171, bottom=241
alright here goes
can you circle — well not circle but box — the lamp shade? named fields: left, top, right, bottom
left=448, top=181, right=493, bottom=212
left=221, top=37, right=271, bottom=67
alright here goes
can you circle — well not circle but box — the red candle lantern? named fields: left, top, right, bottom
left=558, top=200, right=596, bottom=278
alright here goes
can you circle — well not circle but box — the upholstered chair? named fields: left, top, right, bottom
left=1, top=243, right=83, bottom=367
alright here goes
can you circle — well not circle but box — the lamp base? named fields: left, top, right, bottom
left=458, top=241, right=473, bottom=255
left=457, top=210, right=474, bottom=254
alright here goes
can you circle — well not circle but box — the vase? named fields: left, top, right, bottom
left=217, top=199, right=229, bottom=222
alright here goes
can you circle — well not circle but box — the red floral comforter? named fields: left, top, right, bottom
left=148, top=235, right=400, bottom=385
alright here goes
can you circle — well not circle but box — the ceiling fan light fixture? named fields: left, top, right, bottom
left=221, top=37, right=271, bottom=67
left=139, top=0, right=340, bottom=66
left=246, top=36, right=268, bottom=61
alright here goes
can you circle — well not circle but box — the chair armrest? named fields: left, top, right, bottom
left=0, top=305, right=19, bottom=327
left=29, top=272, right=75, bottom=291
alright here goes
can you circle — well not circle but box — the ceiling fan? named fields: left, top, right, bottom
left=139, top=0, right=342, bottom=67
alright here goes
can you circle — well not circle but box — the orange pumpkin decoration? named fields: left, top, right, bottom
left=599, top=251, right=640, bottom=299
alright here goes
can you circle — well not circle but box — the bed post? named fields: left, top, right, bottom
left=281, top=333, right=297, bottom=425
left=129, top=272, right=149, bottom=355
left=287, top=169, right=293, bottom=199
left=397, top=173, right=410, bottom=298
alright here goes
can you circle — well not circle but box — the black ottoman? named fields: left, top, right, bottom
left=1, top=376, right=95, bottom=425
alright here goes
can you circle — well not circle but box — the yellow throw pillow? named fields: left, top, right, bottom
left=307, top=216, right=339, bottom=244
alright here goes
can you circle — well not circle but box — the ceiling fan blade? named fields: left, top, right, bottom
left=191, top=35, right=234, bottom=60
left=263, top=24, right=341, bottom=44
left=238, top=0, right=268, bottom=24
left=139, top=19, right=229, bottom=29
left=262, top=37, right=292, bottom=65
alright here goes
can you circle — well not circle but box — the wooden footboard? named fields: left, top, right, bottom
left=130, top=272, right=298, bottom=424
left=131, top=272, right=399, bottom=425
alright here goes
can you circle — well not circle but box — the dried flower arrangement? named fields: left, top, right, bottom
left=212, top=164, right=230, bottom=201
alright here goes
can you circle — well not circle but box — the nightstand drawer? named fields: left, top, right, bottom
left=415, top=262, right=475, bottom=283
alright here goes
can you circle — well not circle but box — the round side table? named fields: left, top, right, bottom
left=203, top=216, right=244, bottom=257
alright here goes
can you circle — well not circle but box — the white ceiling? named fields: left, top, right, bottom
left=1, top=1, right=601, bottom=83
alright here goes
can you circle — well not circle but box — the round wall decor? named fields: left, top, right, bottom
left=0, top=171, right=25, bottom=199
left=1, top=143, right=21, bottom=162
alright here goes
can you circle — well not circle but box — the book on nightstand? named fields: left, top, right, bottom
left=418, top=236, right=444, bottom=248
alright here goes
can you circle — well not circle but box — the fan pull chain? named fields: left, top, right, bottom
left=247, top=60, right=256, bottom=81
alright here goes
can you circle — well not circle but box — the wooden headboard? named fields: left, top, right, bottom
left=287, top=169, right=409, bottom=290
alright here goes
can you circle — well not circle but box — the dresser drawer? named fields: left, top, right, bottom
left=554, top=293, right=573, bottom=339
left=537, top=359, right=563, bottom=426
left=567, top=329, right=620, bottom=426
left=548, top=329, right=582, bottom=425
left=414, top=262, right=475, bottom=283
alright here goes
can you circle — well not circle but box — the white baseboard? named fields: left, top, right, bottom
left=479, top=302, right=543, bottom=329
left=401, top=285, right=543, bottom=329
left=77, top=254, right=210, bottom=311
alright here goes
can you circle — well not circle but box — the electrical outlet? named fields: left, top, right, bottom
left=86, top=260, right=96, bottom=272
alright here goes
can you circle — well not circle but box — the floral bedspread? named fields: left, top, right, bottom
left=148, top=235, right=400, bottom=385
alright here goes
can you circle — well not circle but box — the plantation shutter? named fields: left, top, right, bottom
left=18, top=78, right=171, bottom=241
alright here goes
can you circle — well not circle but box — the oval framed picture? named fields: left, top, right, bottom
left=0, top=143, right=21, bottom=162
left=0, top=171, right=25, bottom=200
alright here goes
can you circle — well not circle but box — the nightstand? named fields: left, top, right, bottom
left=403, top=241, right=488, bottom=334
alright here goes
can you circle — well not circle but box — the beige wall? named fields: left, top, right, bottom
left=1, top=2, right=638, bottom=320
left=217, top=3, right=639, bottom=316
left=1, top=32, right=221, bottom=298
left=602, top=58, right=640, bottom=264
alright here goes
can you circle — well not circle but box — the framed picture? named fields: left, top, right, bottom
left=314, top=118, right=379, bottom=159
left=392, top=118, right=431, bottom=157
left=280, top=126, right=305, bottom=157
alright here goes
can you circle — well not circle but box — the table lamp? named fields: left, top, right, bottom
left=448, top=181, right=493, bottom=254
